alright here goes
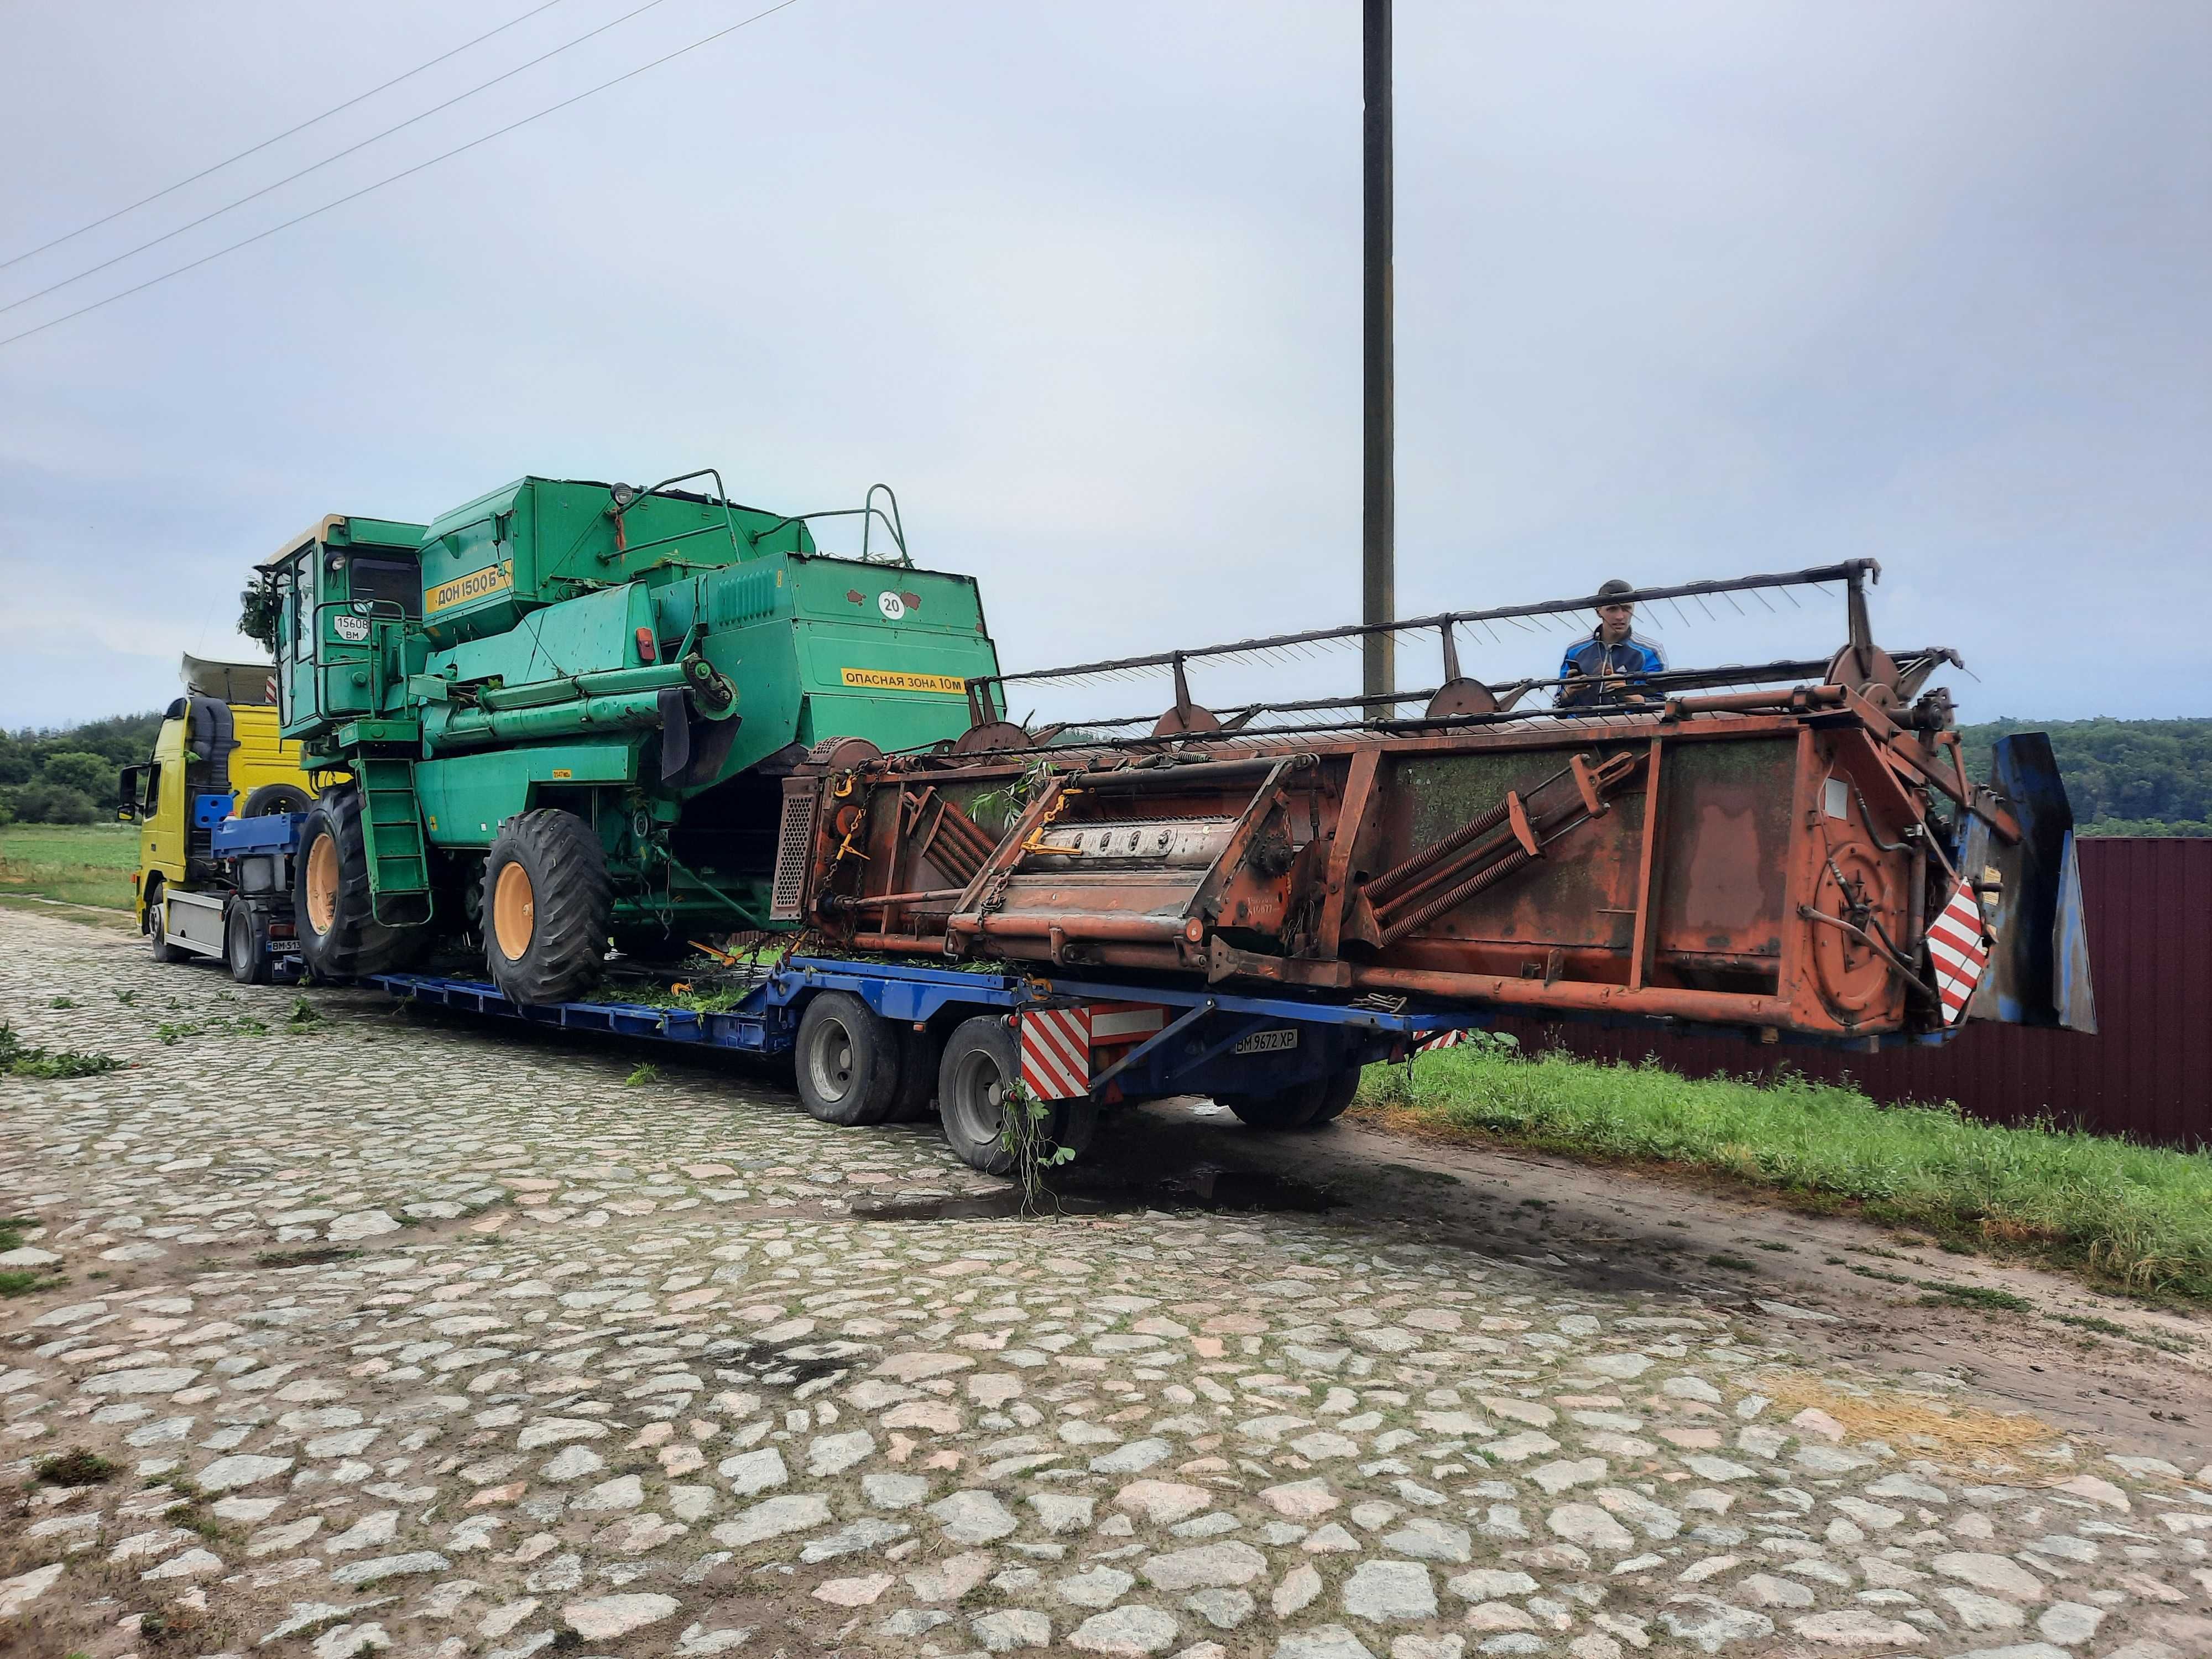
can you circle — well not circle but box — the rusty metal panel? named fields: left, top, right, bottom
left=1490, top=838, right=2212, bottom=1148
left=1650, top=735, right=1795, bottom=971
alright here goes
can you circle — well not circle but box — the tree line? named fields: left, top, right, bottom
left=0, top=712, right=165, bottom=824
left=1957, top=718, right=2212, bottom=837
left=2, top=707, right=2205, bottom=834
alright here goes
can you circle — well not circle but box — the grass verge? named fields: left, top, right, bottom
left=0, top=822, right=137, bottom=911
left=1352, top=1042, right=2212, bottom=1302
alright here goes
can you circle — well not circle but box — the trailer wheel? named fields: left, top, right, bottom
left=296, top=787, right=419, bottom=982
left=1222, top=1076, right=1331, bottom=1130
left=1307, top=1067, right=1363, bottom=1125
left=889, top=1022, right=945, bottom=1122
left=1052, top=1091, right=1100, bottom=1160
left=147, top=884, right=189, bottom=964
left=794, top=991, right=901, bottom=1126
left=937, top=1015, right=1020, bottom=1175
left=226, top=903, right=272, bottom=985
left=483, top=809, right=612, bottom=1005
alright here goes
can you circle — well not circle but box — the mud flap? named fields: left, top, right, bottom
left=1960, top=732, right=2098, bottom=1031
left=656, top=688, right=691, bottom=782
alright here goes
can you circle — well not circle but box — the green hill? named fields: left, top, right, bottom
left=1, top=711, right=166, bottom=824
left=1958, top=718, right=2211, bottom=837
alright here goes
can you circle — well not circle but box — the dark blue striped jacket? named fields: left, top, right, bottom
left=1557, top=630, right=1666, bottom=707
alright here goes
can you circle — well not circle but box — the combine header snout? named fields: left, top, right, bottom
left=776, top=560, right=2091, bottom=1046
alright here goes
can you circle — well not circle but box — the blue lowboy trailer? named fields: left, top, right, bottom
left=372, top=958, right=1486, bottom=1178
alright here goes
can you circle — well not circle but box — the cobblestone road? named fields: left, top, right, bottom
left=5, top=906, right=2211, bottom=1659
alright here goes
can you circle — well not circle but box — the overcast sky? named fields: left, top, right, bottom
left=1, top=0, right=2205, bottom=733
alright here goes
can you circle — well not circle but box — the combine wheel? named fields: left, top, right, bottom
left=147, top=883, right=189, bottom=964
left=296, top=787, right=418, bottom=982
left=483, top=809, right=612, bottom=1005
left=1222, top=1075, right=1331, bottom=1131
left=225, top=904, right=272, bottom=985
left=794, top=991, right=901, bottom=1127
left=241, top=781, right=312, bottom=817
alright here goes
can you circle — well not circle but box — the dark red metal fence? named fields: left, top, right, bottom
left=1488, top=838, right=2211, bottom=1149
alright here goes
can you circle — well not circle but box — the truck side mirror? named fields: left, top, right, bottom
left=116, top=764, right=144, bottom=823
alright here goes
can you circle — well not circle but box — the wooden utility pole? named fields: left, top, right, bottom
left=1361, top=0, right=1394, bottom=709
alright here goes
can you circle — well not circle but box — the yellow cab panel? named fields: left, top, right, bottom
left=121, top=659, right=319, bottom=927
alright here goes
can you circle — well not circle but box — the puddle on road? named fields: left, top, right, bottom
left=850, top=1164, right=1330, bottom=1222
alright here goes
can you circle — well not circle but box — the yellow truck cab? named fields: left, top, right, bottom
left=119, top=655, right=317, bottom=961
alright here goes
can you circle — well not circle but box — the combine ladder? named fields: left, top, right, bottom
left=355, top=758, right=433, bottom=926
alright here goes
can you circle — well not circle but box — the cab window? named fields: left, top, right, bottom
left=350, top=556, right=421, bottom=618
left=290, top=552, right=315, bottom=660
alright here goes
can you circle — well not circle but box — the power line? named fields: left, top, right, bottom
left=0, top=0, right=804, bottom=353
left=1, top=0, right=692, bottom=318
left=0, top=0, right=575, bottom=276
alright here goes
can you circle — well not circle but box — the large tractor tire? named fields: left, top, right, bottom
left=241, top=781, right=312, bottom=817
left=794, top=991, right=901, bottom=1127
left=296, top=786, right=421, bottom=982
left=482, top=808, right=611, bottom=1006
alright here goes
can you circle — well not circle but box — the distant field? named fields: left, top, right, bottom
left=0, top=822, right=138, bottom=912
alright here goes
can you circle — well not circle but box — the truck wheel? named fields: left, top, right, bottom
left=241, top=782, right=311, bottom=817
left=147, top=884, right=189, bottom=964
left=296, top=787, right=416, bottom=982
left=1223, top=1076, right=1331, bottom=1130
left=795, top=991, right=901, bottom=1126
left=226, top=903, right=272, bottom=985
left=483, top=809, right=612, bottom=1005
left=938, top=1015, right=1021, bottom=1176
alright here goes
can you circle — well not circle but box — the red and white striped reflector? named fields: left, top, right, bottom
left=1417, top=1029, right=1467, bottom=1053
left=1019, top=1006, right=1092, bottom=1100
left=1927, top=877, right=1992, bottom=1025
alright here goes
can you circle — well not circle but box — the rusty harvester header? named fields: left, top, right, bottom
left=769, top=561, right=2093, bottom=1047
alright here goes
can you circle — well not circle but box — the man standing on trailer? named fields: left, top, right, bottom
left=1556, top=578, right=1666, bottom=708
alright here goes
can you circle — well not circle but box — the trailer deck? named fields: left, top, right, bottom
left=372, top=956, right=1497, bottom=1173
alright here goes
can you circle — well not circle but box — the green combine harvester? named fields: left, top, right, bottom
left=243, top=472, right=1002, bottom=1002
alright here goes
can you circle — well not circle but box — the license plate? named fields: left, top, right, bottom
left=269, top=939, right=301, bottom=954
left=1233, top=1027, right=1298, bottom=1055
